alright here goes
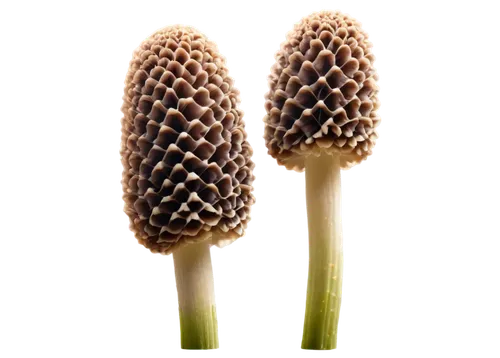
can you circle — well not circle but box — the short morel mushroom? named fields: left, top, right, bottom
left=264, top=11, right=380, bottom=349
left=120, top=25, right=255, bottom=349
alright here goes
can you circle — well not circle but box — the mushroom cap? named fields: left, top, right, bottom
left=121, top=26, right=255, bottom=254
left=264, top=11, right=380, bottom=171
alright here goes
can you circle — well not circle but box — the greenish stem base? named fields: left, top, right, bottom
left=301, top=154, right=343, bottom=350
left=177, top=305, right=221, bottom=352
left=173, top=242, right=219, bottom=349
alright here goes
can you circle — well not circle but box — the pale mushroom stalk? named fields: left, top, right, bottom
left=263, top=11, right=380, bottom=350
left=173, top=242, right=218, bottom=349
left=302, top=154, right=342, bottom=349
left=121, top=26, right=255, bottom=350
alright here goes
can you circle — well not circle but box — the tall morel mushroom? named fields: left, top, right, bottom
left=264, top=11, right=380, bottom=349
left=121, top=26, right=255, bottom=349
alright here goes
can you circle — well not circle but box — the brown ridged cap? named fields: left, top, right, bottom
left=264, top=11, right=380, bottom=171
left=120, top=26, right=255, bottom=254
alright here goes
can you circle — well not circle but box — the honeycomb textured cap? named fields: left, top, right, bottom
left=121, top=26, right=255, bottom=254
left=264, top=11, right=380, bottom=171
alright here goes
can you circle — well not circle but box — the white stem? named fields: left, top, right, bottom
left=299, top=154, right=344, bottom=352
left=171, top=241, right=221, bottom=352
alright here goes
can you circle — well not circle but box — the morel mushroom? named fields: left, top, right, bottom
left=121, top=25, right=255, bottom=349
left=264, top=11, right=380, bottom=349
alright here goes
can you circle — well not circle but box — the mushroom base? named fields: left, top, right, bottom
left=171, top=241, right=221, bottom=352
left=178, top=305, right=218, bottom=349
left=299, top=154, right=344, bottom=352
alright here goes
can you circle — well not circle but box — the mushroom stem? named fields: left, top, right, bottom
left=173, top=241, right=218, bottom=349
left=302, top=154, right=343, bottom=350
